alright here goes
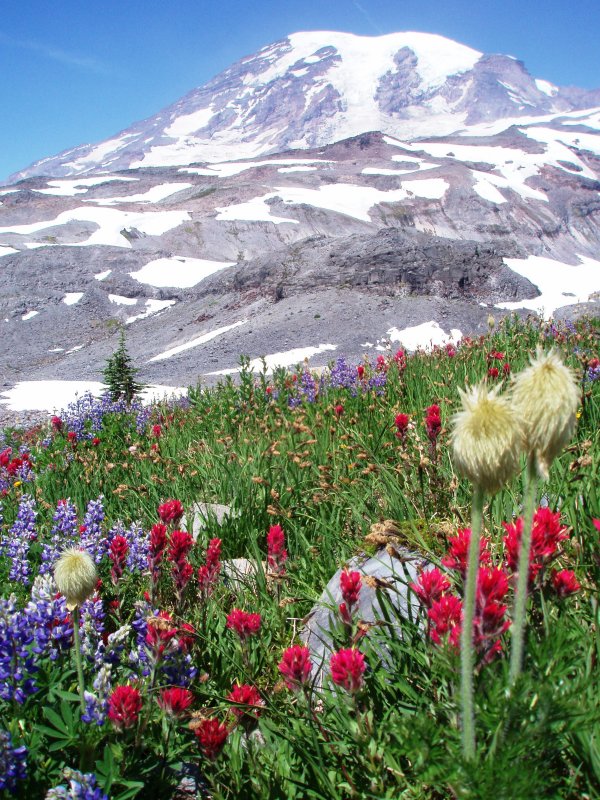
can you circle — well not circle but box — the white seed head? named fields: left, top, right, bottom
left=54, top=548, right=98, bottom=610
left=511, top=348, right=579, bottom=479
left=451, top=383, right=524, bottom=494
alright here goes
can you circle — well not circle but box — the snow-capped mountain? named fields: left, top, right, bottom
left=1, top=31, right=599, bottom=420
left=10, top=31, right=600, bottom=180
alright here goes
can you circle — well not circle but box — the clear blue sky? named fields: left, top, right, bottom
left=1, top=0, right=598, bottom=181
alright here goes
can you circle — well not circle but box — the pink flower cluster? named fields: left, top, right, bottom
left=267, top=524, right=287, bottom=576
left=198, top=537, right=222, bottom=596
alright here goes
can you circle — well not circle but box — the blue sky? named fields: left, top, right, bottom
left=1, top=0, right=598, bottom=181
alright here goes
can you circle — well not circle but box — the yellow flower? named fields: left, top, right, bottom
left=511, top=348, right=579, bottom=479
left=451, top=383, right=524, bottom=494
left=54, top=548, right=98, bottom=610
left=13, top=481, right=21, bottom=488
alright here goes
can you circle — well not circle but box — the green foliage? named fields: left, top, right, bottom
left=102, top=328, right=145, bottom=403
left=0, top=315, right=599, bottom=798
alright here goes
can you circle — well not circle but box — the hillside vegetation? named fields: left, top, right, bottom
left=0, top=315, right=598, bottom=799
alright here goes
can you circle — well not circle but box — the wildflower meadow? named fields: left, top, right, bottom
left=0, top=315, right=598, bottom=799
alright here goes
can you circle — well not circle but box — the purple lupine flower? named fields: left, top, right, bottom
left=128, top=600, right=157, bottom=678
left=40, top=499, right=79, bottom=576
left=299, top=371, right=318, bottom=403
left=329, top=358, right=358, bottom=392
left=79, top=596, right=105, bottom=664
left=124, top=522, right=149, bottom=573
left=81, top=663, right=112, bottom=726
left=2, top=495, right=37, bottom=585
left=0, top=729, right=27, bottom=793
left=26, top=575, right=72, bottom=660
left=368, top=370, right=388, bottom=394
left=161, top=650, right=198, bottom=688
left=0, top=596, right=38, bottom=703
left=45, top=767, right=108, bottom=799
left=135, top=406, right=152, bottom=434
left=79, top=496, right=106, bottom=564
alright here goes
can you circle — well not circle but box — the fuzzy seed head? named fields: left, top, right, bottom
left=54, top=547, right=98, bottom=609
left=511, top=348, right=579, bottom=479
left=451, top=383, right=524, bottom=494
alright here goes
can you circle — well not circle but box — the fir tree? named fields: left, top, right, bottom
left=103, top=329, right=145, bottom=403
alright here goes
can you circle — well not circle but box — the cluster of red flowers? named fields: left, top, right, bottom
left=394, top=413, right=410, bottom=441
left=198, top=537, right=222, bottom=596
left=392, top=348, right=406, bottom=372
left=109, top=534, right=129, bottom=586
left=339, top=568, right=361, bottom=625
left=334, top=404, right=344, bottom=417
left=330, top=648, right=366, bottom=693
left=425, top=404, right=442, bottom=445
left=168, top=529, right=194, bottom=600
left=107, top=685, right=143, bottom=730
left=194, top=717, right=230, bottom=760
left=226, top=609, right=262, bottom=639
left=278, top=645, right=313, bottom=691
left=0, top=447, right=32, bottom=477
left=227, top=683, right=263, bottom=721
left=158, top=499, right=184, bottom=526
left=412, top=509, right=582, bottom=659
left=157, top=687, right=193, bottom=717
left=266, top=524, right=287, bottom=576
left=487, top=350, right=511, bottom=379
left=503, top=507, right=576, bottom=590
left=149, top=523, right=167, bottom=589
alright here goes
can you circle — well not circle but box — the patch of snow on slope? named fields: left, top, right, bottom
left=94, top=269, right=111, bottom=280
left=496, top=255, right=600, bottom=317
left=472, top=176, right=507, bottom=204
left=0, top=381, right=187, bottom=412
left=36, top=176, right=138, bottom=196
left=85, top=183, right=192, bottom=205
left=216, top=196, right=299, bottom=224
left=126, top=299, right=175, bottom=324
left=182, top=159, right=332, bottom=177
left=64, top=133, right=140, bottom=172
left=148, top=320, right=249, bottom=362
left=109, top=294, right=137, bottom=306
left=165, top=106, right=215, bottom=137
left=22, top=310, right=39, bottom=321
left=0, top=245, right=18, bottom=257
left=387, top=321, right=462, bottom=351
left=219, top=181, right=447, bottom=225
left=62, top=292, right=83, bottom=305
left=0, top=208, right=191, bottom=248
left=207, top=343, right=338, bottom=375
left=278, top=166, right=318, bottom=173
left=130, top=256, right=236, bottom=288
left=535, top=79, right=558, bottom=96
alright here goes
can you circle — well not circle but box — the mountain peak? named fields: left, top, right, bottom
left=8, top=30, right=598, bottom=181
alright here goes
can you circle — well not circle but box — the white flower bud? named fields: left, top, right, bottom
left=54, top=548, right=98, bottom=610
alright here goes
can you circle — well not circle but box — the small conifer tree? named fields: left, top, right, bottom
left=103, top=329, right=145, bottom=403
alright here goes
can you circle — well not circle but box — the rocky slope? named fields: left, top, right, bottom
left=0, top=31, right=599, bottom=417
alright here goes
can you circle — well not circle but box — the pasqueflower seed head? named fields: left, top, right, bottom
left=54, top=548, right=98, bottom=610
left=451, top=383, right=523, bottom=494
left=511, top=348, right=579, bottom=479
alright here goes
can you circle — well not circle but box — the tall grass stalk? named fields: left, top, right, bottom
left=509, top=452, right=538, bottom=685
left=460, top=483, right=484, bottom=760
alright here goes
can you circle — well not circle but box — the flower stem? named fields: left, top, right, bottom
left=509, top=452, right=538, bottom=685
left=71, top=605, right=86, bottom=717
left=460, top=483, right=484, bottom=761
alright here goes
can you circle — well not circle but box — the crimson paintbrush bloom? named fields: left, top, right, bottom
left=340, top=569, right=361, bottom=610
left=194, top=718, right=229, bottom=760
left=278, top=645, right=313, bottom=691
left=410, top=567, right=451, bottom=608
left=226, top=609, right=262, bottom=639
left=330, top=648, right=366, bottom=693
left=267, top=525, right=287, bottom=575
left=158, top=687, right=194, bottom=717
left=552, top=569, right=581, bottom=598
left=109, top=535, right=129, bottom=585
left=108, top=685, right=142, bottom=729
left=158, top=499, right=184, bottom=525
left=227, top=683, right=263, bottom=719
left=442, top=528, right=491, bottom=576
